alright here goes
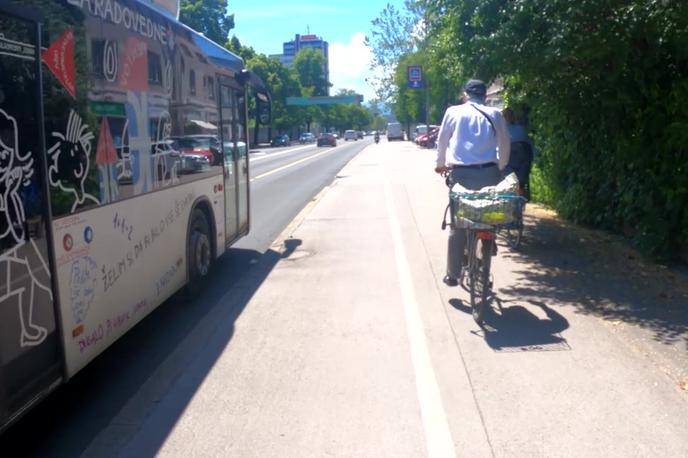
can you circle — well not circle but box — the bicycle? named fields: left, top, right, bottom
left=502, top=185, right=526, bottom=249
left=502, top=142, right=533, bottom=249
left=442, top=173, right=524, bottom=324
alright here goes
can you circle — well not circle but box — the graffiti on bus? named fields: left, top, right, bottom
left=0, top=108, right=51, bottom=347
left=0, top=109, right=33, bottom=244
left=69, top=255, right=98, bottom=325
left=48, top=109, right=100, bottom=212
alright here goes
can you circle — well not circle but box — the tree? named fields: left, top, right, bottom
left=246, top=55, right=303, bottom=133
left=421, top=0, right=688, bottom=259
left=292, top=48, right=330, bottom=96
left=367, top=2, right=422, bottom=102
left=226, top=35, right=256, bottom=61
left=321, top=90, right=374, bottom=132
left=392, top=53, right=424, bottom=126
left=179, top=0, right=234, bottom=45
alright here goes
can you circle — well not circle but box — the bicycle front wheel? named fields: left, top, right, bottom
left=505, top=219, right=524, bottom=249
left=470, top=237, right=493, bottom=324
left=505, top=201, right=525, bottom=249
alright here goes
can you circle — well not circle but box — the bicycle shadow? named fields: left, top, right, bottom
left=450, top=298, right=571, bottom=352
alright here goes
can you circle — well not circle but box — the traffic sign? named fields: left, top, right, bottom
left=408, top=65, right=422, bottom=82
left=407, top=80, right=425, bottom=89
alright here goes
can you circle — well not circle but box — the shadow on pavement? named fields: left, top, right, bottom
left=0, top=239, right=302, bottom=457
left=498, top=213, right=687, bottom=348
left=449, top=298, right=570, bottom=352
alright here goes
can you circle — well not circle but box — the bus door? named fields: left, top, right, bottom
left=219, top=81, right=249, bottom=243
left=0, top=4, right=63, bottom=428
left=235, top=89, right=249, bottom=235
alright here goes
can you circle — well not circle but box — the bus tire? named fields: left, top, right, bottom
left=187, top=208, right=212, bottom=294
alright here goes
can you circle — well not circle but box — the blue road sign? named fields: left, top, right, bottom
left=408, top=80, right=425, bottom=89
left=408, top=65, right=422, bottom=82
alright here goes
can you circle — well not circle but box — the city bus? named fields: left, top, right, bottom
left=0, top=0, right=269, bottom=432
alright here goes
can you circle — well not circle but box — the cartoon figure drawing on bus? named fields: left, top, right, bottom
left=47, top=109, right=100, bottom=212
left=153, top=112, right=178, bottom=187
left=2, top=244, right=53, bottom=347
left=0, top=108, right=34, bottom=244
left=125, top=91, right=152, bottom=194
left=0, top=108, right=51, bottom=348
left=116, top=119, right=133, bottom=182
left=95, top=117, right=120, bottom=204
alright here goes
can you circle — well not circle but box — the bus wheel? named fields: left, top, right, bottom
left=188, top=208, right=212, bottom=291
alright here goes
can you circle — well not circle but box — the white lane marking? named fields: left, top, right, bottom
left=384, top=180, right=456, bottom=458
left=250, top=144, right=312, bottom=162
left=250, top=147, right=337, bottom=182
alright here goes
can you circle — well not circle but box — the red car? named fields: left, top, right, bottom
left=317, top=133, right=337, bottom=147
left=170, top=135, right=221, bottom=165
left=415, top=127, right=439, bottom=148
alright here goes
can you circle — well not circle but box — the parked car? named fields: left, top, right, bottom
left=178, top=152, right=211, bottom=173
left=169, top=135, right=221, bottom=165
left=317, top=132, right=337, bottom=147
left=356, top=131, right=364, bottom=139
left=299, top=132, right=315, bottom=144
left=344, top=129, right=357, bottom=141
left=168, top=138, right=212, bottom=173
left=271, top=134, right=291, bottom=147
left=415, top=127, right=440, bottom=148
left=413, top=124, right=440, bottom=141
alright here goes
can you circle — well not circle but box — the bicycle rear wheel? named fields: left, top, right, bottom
left=470, top=236, right=492, bottom=324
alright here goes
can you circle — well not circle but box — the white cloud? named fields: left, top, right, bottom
left=329, top=32, right=375, bottom=102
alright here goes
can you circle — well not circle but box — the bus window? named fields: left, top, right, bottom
left=0, top=5, right=62, bottom=432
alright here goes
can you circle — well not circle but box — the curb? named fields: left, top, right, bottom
left=269, top=145, right=370, bottom=254
left=269, top=183, right=332, bottom=254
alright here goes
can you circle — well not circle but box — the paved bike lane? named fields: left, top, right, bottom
left=396, top=141, right=688, bottom=457
left=111, top=140, right=687, bottom=457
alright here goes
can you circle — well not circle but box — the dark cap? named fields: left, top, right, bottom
left=464, top=79, right=487, bottom=97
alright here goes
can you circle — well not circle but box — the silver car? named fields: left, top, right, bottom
left=168, top=138, right=211, bottom=173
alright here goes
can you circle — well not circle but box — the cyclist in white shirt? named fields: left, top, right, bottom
left=435, top=79, right=511, bottom=286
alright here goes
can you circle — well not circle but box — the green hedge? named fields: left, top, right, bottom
left=431, top=0, right=688, bottom=259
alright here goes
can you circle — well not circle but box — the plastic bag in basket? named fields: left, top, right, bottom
left=451, top=173, right=521, bottom=225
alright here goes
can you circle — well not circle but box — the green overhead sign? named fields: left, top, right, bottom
left=286, top=95, right=362, bottom=106
left=90, top=101, right=126, bottom=117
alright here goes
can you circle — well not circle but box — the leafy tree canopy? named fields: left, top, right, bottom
left=179, top=0, right=234, bottom=45
left=366, top=1, right=422, bottom=102
left=246, top=54, right=305, bottom=132
left=226, top=35, right=256, bottom=62
left=370, top=0, right=688, bottom=259
left=292, top=48, right=330, bottom=97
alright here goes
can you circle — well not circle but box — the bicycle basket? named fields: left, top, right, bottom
left=450, top=173, right=522, bottom=226
left=453, top=194, right=522, bottom=225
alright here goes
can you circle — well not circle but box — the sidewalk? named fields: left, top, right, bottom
left=117, top=141, right=687, bottom=457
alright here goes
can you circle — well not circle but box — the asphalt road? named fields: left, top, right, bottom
left=238, top=139, right=366, bottom=252
left=0, top=137, right=370, bottom=457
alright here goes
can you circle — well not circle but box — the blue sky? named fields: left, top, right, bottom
left=228, top=1, right=405, bottom=102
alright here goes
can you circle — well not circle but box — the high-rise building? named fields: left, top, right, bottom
left=271, top=34, right=330, bottom=95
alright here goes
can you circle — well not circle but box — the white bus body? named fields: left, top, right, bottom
left=0, top=0, right=269, bottom=432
